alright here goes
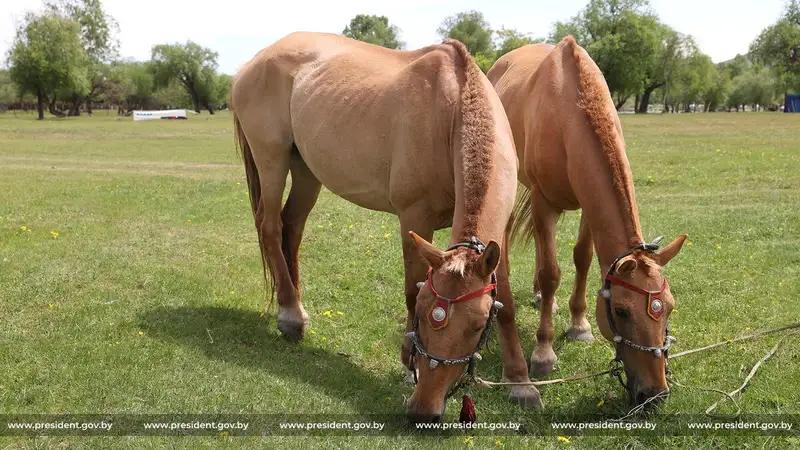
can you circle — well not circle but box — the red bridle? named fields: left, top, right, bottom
left=426, top=268, right=496, bottom=330
left=605, top=274, right=669, bottom=321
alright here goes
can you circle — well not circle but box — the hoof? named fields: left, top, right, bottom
left=530, top=348, right=557, bottom=378
left=277, top=307, right=309, bottom=342
left=533, top=292, right=559, bottom=314
left=509, top=385, right=543, bottom=409
left=566, top=325, right=594, bottom=342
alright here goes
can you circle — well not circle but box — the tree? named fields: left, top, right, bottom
left=550, top=0, right=662, bottom=109
left=103, top=60, right=156, bottom=114
left=343, top=14, right=403, bottom=49
left=495, top=28, right=542, bottom=58
left=725, top=66, right=778, bottom=111
left=0, top=70, right=18, bottom=107
left=7, top=12, right=88, bottom=119
left=636, top=25, right=684, bottom=113
left=438, top=11, right=495, bottom=71
left=150, top=41, right=219, bottom=114
left=750, top=0, right=800, bottom=93
left=45, top=0, right=118, bottom=115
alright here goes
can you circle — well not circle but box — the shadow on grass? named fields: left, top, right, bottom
left=138, top=305, right=400, bottom=414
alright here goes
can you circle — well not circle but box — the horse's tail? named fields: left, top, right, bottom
left=233, top=111, right=276, bottom=310
left=507, top=187, right=535, bottom=246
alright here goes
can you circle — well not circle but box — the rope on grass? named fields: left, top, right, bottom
left=474, top=321, right=800, bottom=389
left=669, top=321, right=800, bottom=359
left=703, top=332, right=793, bottom=415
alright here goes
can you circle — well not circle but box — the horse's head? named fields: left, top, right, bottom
left=404, top=232, right=501, bottom=422
left=595, top=235, right=687, bottom=407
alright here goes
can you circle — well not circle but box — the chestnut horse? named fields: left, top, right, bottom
left=488, top=37, right=687, bottom=406
left=231, top=32, right=540, bottom=421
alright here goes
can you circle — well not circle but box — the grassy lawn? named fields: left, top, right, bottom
left=0, top=110, right=798, bottom=448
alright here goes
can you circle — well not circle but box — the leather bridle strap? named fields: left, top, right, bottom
left=606, top=275, right=668, bottom=297
left=427, top=268, right=497, bottom=304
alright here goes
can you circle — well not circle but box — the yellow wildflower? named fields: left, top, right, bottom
left=557, top=435, right=570, bottom=444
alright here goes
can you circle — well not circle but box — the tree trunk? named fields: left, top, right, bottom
left=614, top=95, right=629, bottom=111
left=205, top=102, right=215, bottom=115
left=187, top=84, right=201, bottom=113
left=48, top=97, right=66, bottom=117
left=36, top=88, right=45, bottom=120
left=69, top=96, right=82, bottom=116
left=637, top=82, right=664, bottom=114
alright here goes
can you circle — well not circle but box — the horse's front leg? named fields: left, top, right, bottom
left=398, top=213, right=434, bottom=381
left=496, top=232, right=543, bottom=408
left=530, top=191, right=561, bottom=377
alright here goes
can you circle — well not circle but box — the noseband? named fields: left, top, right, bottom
left=599, top=237, right=676, bottom=365
left=405, top=237, right=501, bottom=396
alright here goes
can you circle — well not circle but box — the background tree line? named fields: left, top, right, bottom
left=3, top=0, right=799, bottom=118
left=2, top=0, right=230, bottom=119
left=344, top=0, right=800, bottom=113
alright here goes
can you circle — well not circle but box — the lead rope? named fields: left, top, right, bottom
left=474, top=321, right=800, bottom=389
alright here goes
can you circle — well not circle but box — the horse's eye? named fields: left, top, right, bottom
left=614, top=308, right=630, bottom=319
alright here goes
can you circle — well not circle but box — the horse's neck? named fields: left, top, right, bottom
left=571, top=129, right=644, bottom=270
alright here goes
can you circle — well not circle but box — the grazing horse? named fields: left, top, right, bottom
left=487, top=37, right=687, bottom=406
left=231, top=32, right=541, bottom=420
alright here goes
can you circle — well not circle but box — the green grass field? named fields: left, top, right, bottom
left=1, top=110, right=798, bottom=448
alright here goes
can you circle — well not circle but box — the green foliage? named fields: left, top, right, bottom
left=667, top=49, right=718, bottom=108
left=7, top=12, right=89, bottom=117
left=495, top=28, right=542, bottom=58
left=550, top=0, right=662, bottom=107
left=153, top=80, right=192, bottom=109
left=0, top=70, right=19, bottom=104
left=726, top=66, right=778, bottom=108
left=343, top=14, right=403, bottom=49
left=750, top=0, right=800, bottom=93
left=438, top=10, right=494, bottom=56
left=150, top=41, right=220, bottom=113
left=45, top=0, right=118, bottom=63
left=103, top=60, right=156, bottom=111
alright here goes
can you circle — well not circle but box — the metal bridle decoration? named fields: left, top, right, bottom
left=599, top=236, right=676, bottom=385
left=405, top=236, right=502, bottom=398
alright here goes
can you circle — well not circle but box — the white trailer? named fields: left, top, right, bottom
left=132, top=109, right=188, bottom=121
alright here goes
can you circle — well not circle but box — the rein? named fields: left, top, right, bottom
left=405, top=236, right=502, bottom=398
left=600, top=237, right=676, bottom=363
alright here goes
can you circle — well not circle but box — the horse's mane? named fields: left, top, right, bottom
left=569, top=36, right=641, bottom=240
left=442, top=39, right=494, bottom=240
left=508, top=37, right=642, bottom=246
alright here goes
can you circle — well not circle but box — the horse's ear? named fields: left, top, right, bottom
left=616, top=255, right=638, bottom=275
left=408, top=231, right=445, bottom=268
left=653, top=234, right=688, bottom=267
left=477, top=241, right=501, bottom=277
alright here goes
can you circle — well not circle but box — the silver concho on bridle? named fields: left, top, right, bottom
left=431, top=306, right=447, bottom=322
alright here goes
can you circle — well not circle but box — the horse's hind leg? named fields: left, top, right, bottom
left=245, top=126, right=309, bottom=341
left=280, top=150, right=321, bottom=310
left=566, top=213, right=594, bottom=342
